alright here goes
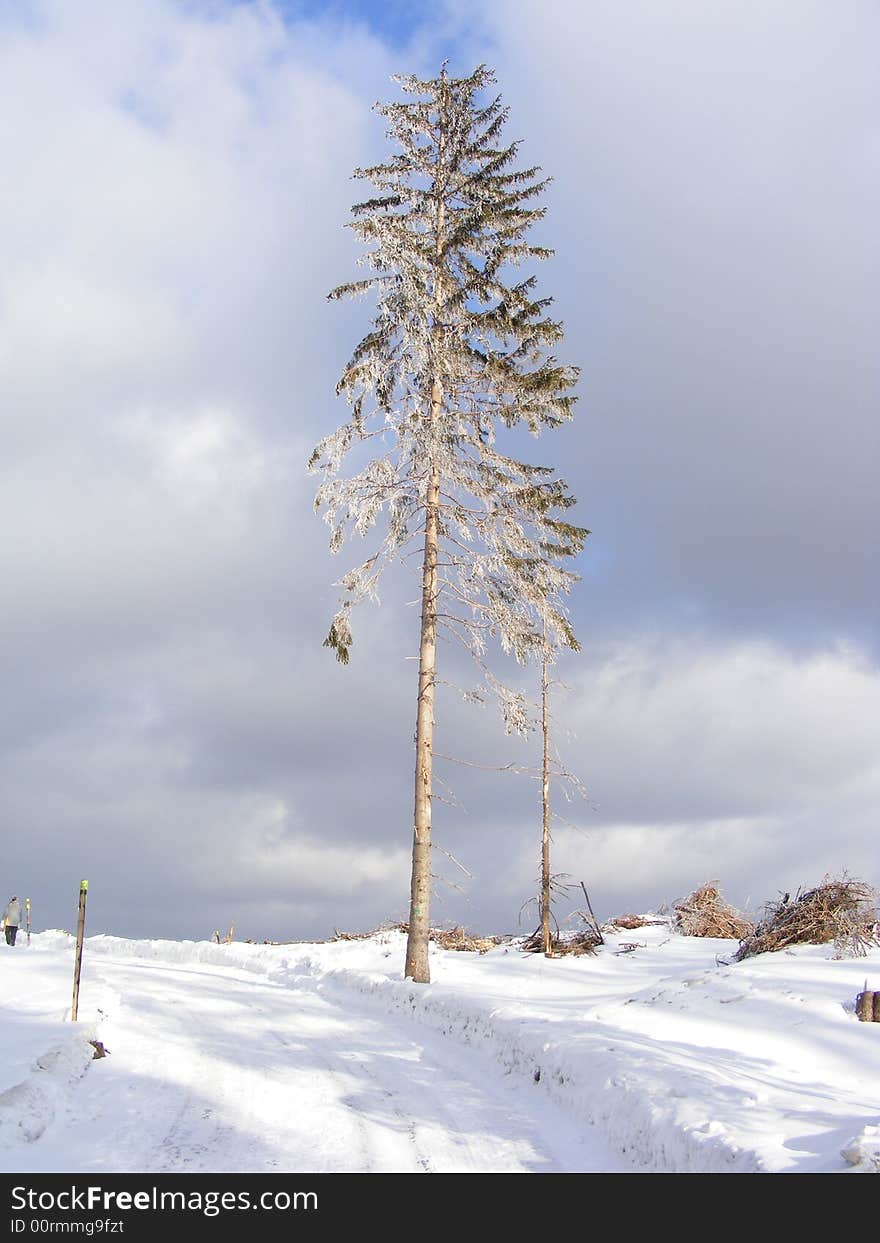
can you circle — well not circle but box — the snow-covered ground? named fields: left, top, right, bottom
left=1, top=923, right=878, bottom=1174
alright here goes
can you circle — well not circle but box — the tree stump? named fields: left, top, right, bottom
left=855, top=989, right=876, bottom=1021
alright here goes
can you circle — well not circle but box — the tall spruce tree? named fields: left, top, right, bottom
left=310, top=65, right=585, bottom=982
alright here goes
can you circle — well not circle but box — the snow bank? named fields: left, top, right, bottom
left=0, top=1026, right=98, bottom=1145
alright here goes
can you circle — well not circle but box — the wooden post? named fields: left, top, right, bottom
left=71, top=880, right=88, bottom=1022
left=25, top=897, right=30, bottom=946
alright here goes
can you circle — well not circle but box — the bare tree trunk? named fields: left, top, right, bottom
left=406, top=86, right=446, bottom=984
left=405, top=444, right=441, bottom=983
left=540, top=652, right=552, bottom=955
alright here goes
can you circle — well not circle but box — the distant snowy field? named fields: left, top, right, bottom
left=1, top=924, right=878, bottom=1174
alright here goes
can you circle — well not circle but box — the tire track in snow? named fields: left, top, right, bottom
left=22, top=955, right=623, bottom=1173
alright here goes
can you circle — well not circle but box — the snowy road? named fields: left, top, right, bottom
left=12, top=952, right=630, bottom=1174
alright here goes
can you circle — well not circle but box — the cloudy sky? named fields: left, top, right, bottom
left=1, top=0, right=876, bottom=944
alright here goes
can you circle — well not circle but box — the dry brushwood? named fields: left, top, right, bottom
left=329, top=921, right=408, bottom=942
left=673, top=882, right=754, bottom=939
left=429, top=926, right=504, bottom=954
left=734, top=875, right=879, bottom=961
left=330, top=922, right=502, bottom=953
left=522, top=880, right=605, bottom=956
left=521, top=928, right=601, bottom=957
left=614, top=942, right=646, bottom=955
left=604, top=913, right=666, bottom=931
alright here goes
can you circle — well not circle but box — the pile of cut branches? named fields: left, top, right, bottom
left=673, top=882, right=754, bottom=939
left=604, top=913, right=667, bottom=931
left=734, top=876, right=879, bottom=961
left=430, top=926, right=504, bottom=954
left=521, top=928, right=602, bottom=956
left=329, top=920, right=407, bottom=942
left=335, top=922, right=505, bottom=953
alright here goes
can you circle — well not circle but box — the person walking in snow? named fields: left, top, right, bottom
left=4, top=897, right=21, bottom=946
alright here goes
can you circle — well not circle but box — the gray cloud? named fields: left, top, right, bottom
left=0, top=1, right=876, bottom=945
left=459, top=0, right=880, bottom=646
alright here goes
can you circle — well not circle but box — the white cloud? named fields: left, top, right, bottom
left=490, top=637, right=880, bottom=919
left=198, top=798, right=412, bottom=898
left=565, top=638, right=880, bottom=816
